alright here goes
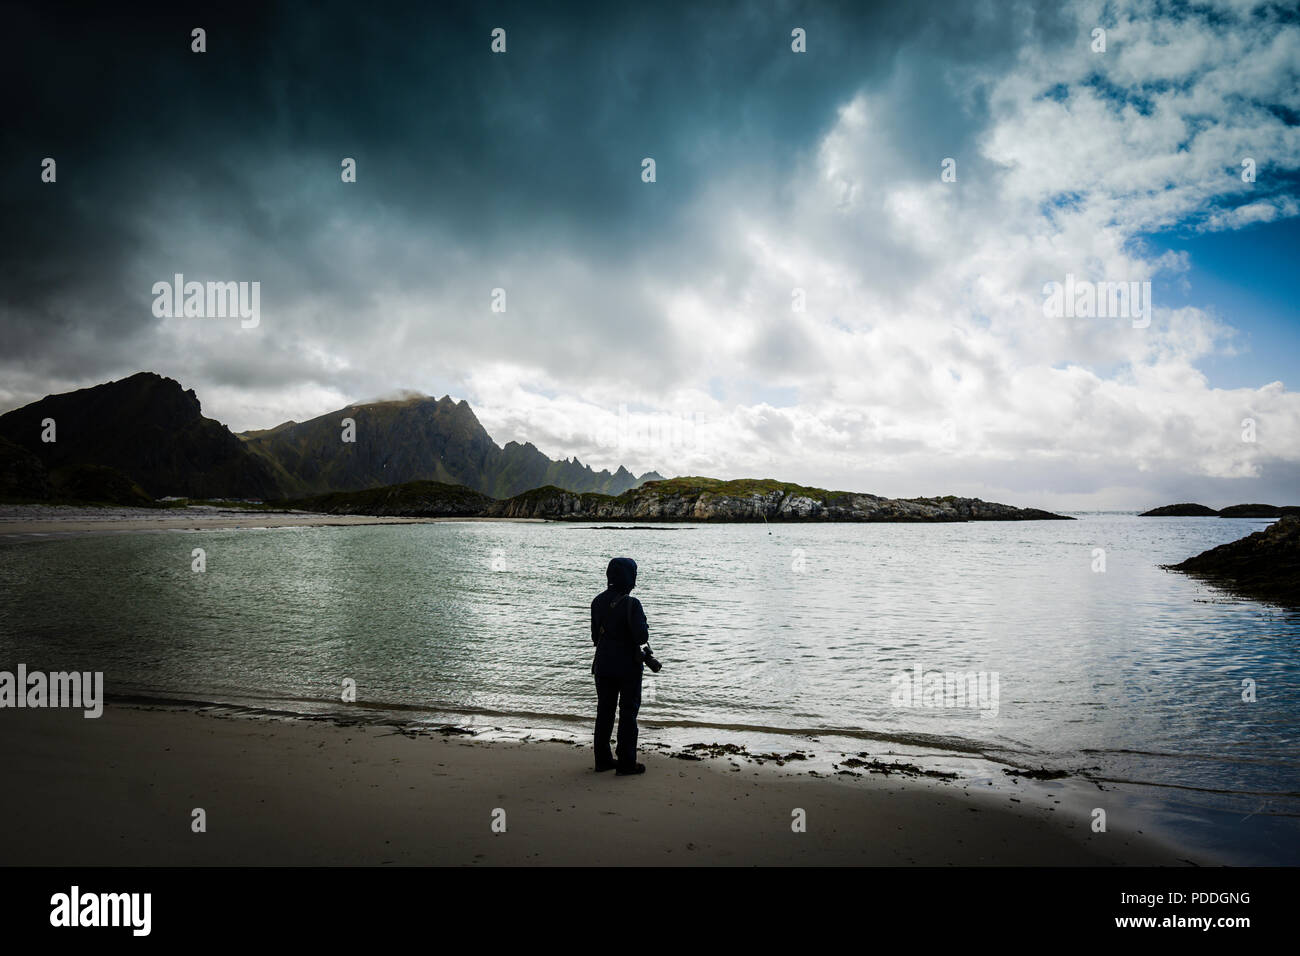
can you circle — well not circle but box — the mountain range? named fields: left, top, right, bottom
left=239, top=392, right=658, bottom=498
left=0, top=372, right=660, bottom=502
left=0, top=372, right=1078, bottom=522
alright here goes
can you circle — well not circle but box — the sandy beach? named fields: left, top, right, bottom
left=0, top=704, right=1189, bottom=866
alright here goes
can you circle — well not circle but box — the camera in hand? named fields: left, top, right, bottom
left=641, top=643, right=662, bottom=673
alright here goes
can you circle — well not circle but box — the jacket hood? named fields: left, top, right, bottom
left=606, top=557, right=637, bottom=594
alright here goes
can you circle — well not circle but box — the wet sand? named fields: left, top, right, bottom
left=0, top=705, right=1190, bottom=866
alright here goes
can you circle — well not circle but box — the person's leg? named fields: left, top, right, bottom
left=594, top=675, right=617, bottom=768
left=614, top=671, right=642, bottom=769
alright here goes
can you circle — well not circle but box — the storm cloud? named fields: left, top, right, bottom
left=2, top=0, right=1298, bottom=508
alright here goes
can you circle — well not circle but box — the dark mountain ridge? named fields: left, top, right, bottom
left=238, top=393, right=661, bottom=498
left=0, top=372, right=280, bottom=499
left=0, top=372, right=660, bottom=501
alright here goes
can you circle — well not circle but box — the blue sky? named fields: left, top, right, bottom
left=1149, top=218, right=1300, bottom=390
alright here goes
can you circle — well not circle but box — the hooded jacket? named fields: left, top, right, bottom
left=591, top=557, right=650, bottom=678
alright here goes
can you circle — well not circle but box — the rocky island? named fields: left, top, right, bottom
left=1140, top=502, right=1300, bottom=517
left=1167, top=515, right=1300, bottom=608
left=279, top=476, right=1072, bottom=523
left=1139, top=503, right=1222, bottom=517
left=1218, top=503, right=1299, bottom=518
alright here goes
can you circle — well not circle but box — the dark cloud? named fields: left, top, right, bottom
left=1, top=0, right=1295, bottom=507
left=0, top=0, right=1060, bottom=390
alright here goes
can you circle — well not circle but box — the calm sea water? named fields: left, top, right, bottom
left=2, top=514, right=1297, bottom=862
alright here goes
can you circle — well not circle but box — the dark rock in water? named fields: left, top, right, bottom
left=834, top=756, right=958, bottom=780
left=1167, top=516, right=1300, bottom=608
left=1139, top=503, right=1219, bottom=517
left=1218, top=503, right=1286, bottom=518
left=592, top=526, right=685, bottom=531
left=0, top=436, right=50, bottom=499
left=1001, top=766, right=1069, bottom=780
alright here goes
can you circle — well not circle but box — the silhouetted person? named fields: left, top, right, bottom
left=591, top=556, right=650, bottom=775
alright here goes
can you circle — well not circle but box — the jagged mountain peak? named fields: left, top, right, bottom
left=237, top=385, right=655, bottom=498
left=1, top=372, right=664, bottom=501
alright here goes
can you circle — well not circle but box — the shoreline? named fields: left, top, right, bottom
left=0, top=702, right=1196, bottom=866
left=115, top=691, right=1255, bottom=863
left=0, top=504, right=544, bottom=537
left=0, top=502, right=1096, bottom=538
left=2, top=512, right=1286, bottom=864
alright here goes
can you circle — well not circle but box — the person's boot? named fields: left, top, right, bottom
left=594, top=758, right=617, bottom=772
left=615, top=762, right=646, bottom=775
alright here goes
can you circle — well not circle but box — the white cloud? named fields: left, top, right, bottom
left=8, top=0, right=1296, bottom=510
left=453, top=0, right=1300, bottom=505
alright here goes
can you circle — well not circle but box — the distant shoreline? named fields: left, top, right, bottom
left=0, top=501, right=1070, bottom=537
left=0, top=504, right=545, bottom=537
